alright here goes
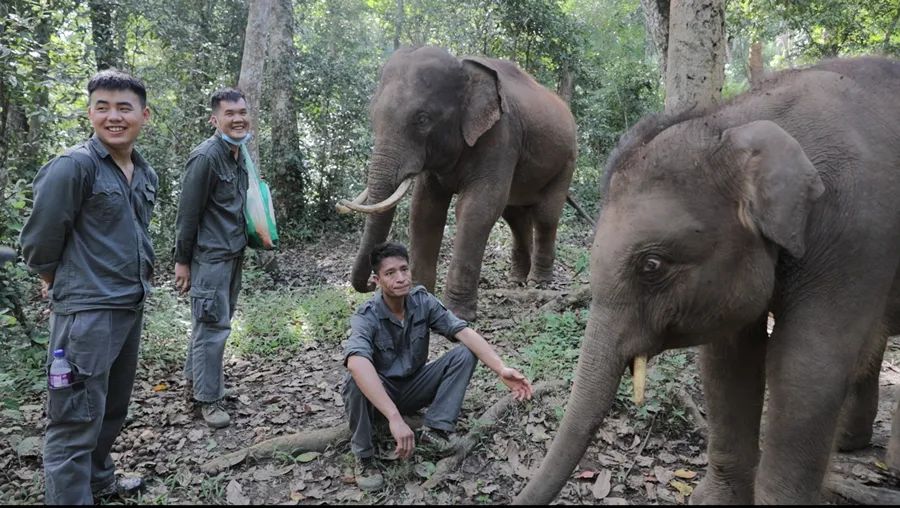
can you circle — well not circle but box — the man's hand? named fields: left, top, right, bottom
left=174, top=262, right=191, bottom=294
left=500, top=367, right=534, bottom=401
left=389, top=416, right=415, bottom=459
left=39, top=273, right=54, bottom=300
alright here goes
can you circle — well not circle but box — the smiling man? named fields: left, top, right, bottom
left=342, top=241, right=534, bottom=491
left=174, top=88, right=251, bottom=428
left=20, top=69, right=156, bottom=504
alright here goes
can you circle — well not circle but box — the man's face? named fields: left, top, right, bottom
left=87, top=89, right=149, bottom=152
left=373, top=256, right=411, bottom=299
left=210, top=98, right=250, bottom=141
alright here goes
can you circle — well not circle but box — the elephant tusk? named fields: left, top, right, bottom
left=632, top=355, right=647, bottom=406
left=335, top=188, right=369, bottom=214
left=336, top=177, right=414, bottom=214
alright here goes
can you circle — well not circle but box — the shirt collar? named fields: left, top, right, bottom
left=89, top=134, right=149, bottom=171
left=373, top=289, right=412, bottom=323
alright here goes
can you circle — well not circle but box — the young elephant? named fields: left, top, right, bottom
left=337, top=46, right=577, bottom=322
left=514, top=56, right=900, bottom=504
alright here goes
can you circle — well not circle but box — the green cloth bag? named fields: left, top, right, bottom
left=241, top=145, right=279, bottom=250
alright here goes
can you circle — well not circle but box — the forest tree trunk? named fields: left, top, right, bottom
left=88, top=0, right=124, bottom=70
left=663, top=0, right=725, bottom=114
left=557, top=62, right=575, bottom=105
left=748, top=40, right=764, bottom=88
left=268, top=0, right=304, bottom=219
left=393, top=0, right=404, bottom=50
left=238, top=0, right=275, bottom=167
left=640, top=0, right=670, bottom=78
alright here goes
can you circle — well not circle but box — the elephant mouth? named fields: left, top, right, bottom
left=335, top=177, right=415, bottom=214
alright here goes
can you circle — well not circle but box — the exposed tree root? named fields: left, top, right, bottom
left=823, top=473, right=900, bottom=504
left=421, top=380, right=568, bottom=489
left=200, top=424, right=351, bottom=474
left=487, top=285, right=591, bottom=313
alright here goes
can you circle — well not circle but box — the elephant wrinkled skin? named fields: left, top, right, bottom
left=515, top=56, right=900, bottom=504
left=341, top=46, right=577, bottom=322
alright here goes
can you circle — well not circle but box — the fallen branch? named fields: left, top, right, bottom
left=421, top=380, right=568, bottom=489
left=823, top=473, right=900, bottom=504
left=200, top=425, right=351, bottom=474
left=538, top=285, right=591, bottom=313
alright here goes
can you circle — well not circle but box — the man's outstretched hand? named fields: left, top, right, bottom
left=500, top=367, right=533, bottom=401
left=389, top=417, right=415, bottom=459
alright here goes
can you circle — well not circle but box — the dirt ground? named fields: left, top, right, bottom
left=3, top=227, right=900, bottom=505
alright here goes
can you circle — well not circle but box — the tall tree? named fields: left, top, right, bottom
left=237, top=0, right=275, bottom=166
left=88, top=0, right=125, bottom=70
left=662, top=0, right=725, bottom=113
left=640, top=0, right=670, bottom=77
left=268, top=0, right=304, bottom=219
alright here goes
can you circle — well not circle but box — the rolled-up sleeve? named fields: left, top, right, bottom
left=20, top=156, right=85, bottom=276
left=425, top=293, right=468, bottom=341
left=174, top=154, right=214, bottom=264
left=343, top=312, right=377, bottom=366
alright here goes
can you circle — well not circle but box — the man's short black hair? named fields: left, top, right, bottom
left=370, top=242, right=409, bottom=274
left=88, top=69, right=147, bottom=107
left=210, top=88, right=246, bottom=112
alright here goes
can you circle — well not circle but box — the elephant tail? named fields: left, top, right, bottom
left=566, top=193, right=596, bottom=228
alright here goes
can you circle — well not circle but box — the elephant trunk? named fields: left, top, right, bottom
left=513, top=305, right=628, bottom=504
left=350, top=150, right=419, bottom=292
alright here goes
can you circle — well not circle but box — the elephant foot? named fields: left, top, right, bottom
left=690, top=474, right=753, bottom=505
left=445, top=297, right=477, bottom=322
left=887, top=425, right=900, bottom=472
left=836, top=427, right=873, bottom=452
left=508, top=271, right=528, bottom=287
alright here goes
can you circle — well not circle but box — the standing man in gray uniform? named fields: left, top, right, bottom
left=174, top=88, right=250, bottom=429
left=342, top=242, right=534, bottom=491
left=20, top=69, right=156, bottom=504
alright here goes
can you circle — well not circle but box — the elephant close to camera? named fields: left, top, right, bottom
left=338, top=46, right=577, bottom=322
left=514, top=56, right=900, bottom=504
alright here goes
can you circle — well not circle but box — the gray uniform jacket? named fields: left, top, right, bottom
left=174, top=134, right=249, bottom=264
left=343, top=285, right=469, bottom=379
left=20, top=136, right=158, bottom=315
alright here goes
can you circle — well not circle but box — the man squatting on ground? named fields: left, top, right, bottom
left=342, top=242, right=535, bottom=490
left=20, top=69, right=156, bottom=504
left=174, top=88, right=252, bottom=429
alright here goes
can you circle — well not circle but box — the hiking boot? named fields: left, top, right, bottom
left=354, top=456, right=385, bottom=491
left=417, top=426, right=458, bottom=456
left=93, top=475, right=145, bottom=501
left=199, top=400, right=231, bottom=428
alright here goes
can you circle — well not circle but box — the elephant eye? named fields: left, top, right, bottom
left=637, top=254, right=667, bottom=281
left=415, top=112, right=430, bottom=126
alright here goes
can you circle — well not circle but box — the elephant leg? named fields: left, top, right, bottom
left=409, top=175, right=452, bottom=292
left=836, top=330, right=887, bottom=452
left=528, top=167, right=572, bottom=284
left=755, top=306, right=879, bottom=504
left=691, top=317, right=767, bottom=505
left=502, top=205, right=533, bottom=285
left=443, top=187, right=507, bottom=322
left=887, top=390, right=900, bottom=471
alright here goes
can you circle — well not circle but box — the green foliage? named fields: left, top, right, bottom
left=229, top=285, right=368, bottom=356
left=521, top=310, right=587, bottom=382
left=616, top=350, right=698, bottom=430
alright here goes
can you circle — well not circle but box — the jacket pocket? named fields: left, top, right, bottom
left=87, top=183, right=125, bottom=223
left=190, top=287, right=219, bottom=323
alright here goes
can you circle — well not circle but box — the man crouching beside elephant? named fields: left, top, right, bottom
left=341, top=241, right=533, bottom=491
left=514, top=56, right=900, bottom=505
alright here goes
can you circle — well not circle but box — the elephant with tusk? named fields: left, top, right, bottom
left=337, top=46, right=578, bottom=322
left=515, top=56, right=900, bottom=505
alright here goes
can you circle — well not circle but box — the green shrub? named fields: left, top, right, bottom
left=230, top=285, right=368, bottom=356
left=521, top=310, right=587, bottom=382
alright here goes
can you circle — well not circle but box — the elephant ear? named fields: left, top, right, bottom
left=722, top=120, right=825, bottom=258
left=461, top=58, right=505, bottom=147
